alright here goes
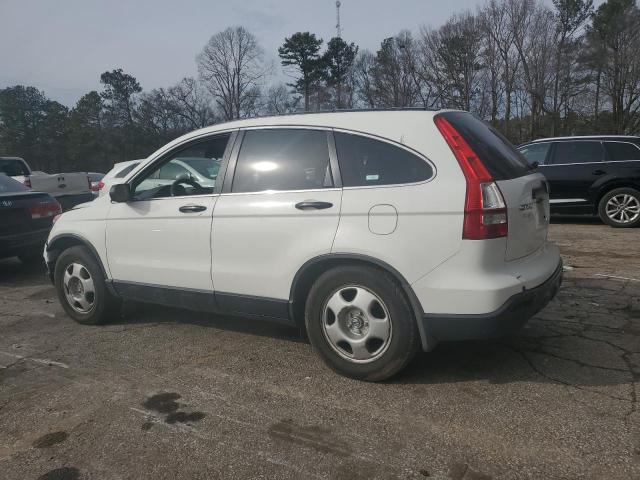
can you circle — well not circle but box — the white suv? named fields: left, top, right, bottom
left=45, top=110, right=562, bottom=381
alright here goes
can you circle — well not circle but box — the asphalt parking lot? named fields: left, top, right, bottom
left=1, top=220, right=638, bottom=480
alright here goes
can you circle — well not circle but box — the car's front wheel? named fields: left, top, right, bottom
left=54, top=246, right=120, bottom=325
left=598, top=187, right=640, bottom=228
left=305, top=265, right=420, bottom=381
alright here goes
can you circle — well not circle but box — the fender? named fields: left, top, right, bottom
left=46, top=233, right=112, bottom=290
left=288, top=253, right=435, bottom=351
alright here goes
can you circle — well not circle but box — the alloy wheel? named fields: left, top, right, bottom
left=63, top=262, right=96, bottom=313
left=605, top=194, right=640, bottom=224
left=322, top=285, right=392, bottom=363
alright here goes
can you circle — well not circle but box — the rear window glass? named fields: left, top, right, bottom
left=439, top=112, right=530, bottom=180
left=335, top=133, right=433, bottom=187
left=604, top=142, right=640, bottom=161
left=0, top=159, right=30, bottom=177
left=0, top=174, right=28, bottom=193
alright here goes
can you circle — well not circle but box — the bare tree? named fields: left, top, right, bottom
left=197, top=26, right=269, bottom=121
left=261, top=83, right=300, bottom=115
left=420, top=13, right=484, bottom=112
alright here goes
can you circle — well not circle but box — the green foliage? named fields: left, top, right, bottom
left=278, top=32, right=325, bottom=110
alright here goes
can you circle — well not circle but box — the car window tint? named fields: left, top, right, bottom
left=232, top=129, right=331, bottom=193
left=604, top=142, right=640, bottom=161
left=518, top=143, right=551, bottom=166
left=335, top=132, right=432, bottom=187
left=550, top=141, right=603, bottom=165
left=132, top=134, right=229, bottom=200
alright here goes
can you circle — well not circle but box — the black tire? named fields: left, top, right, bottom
left=305, top=265, right=420, bottom=382
left=54, top=246, right=120, bottom=325
left=598, top=187, right=640, bottom=228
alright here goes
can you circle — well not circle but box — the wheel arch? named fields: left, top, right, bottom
left=46, top=234, right=109, bottom=283
left=593, top=180, right=640, bottom=212
left=288, top=254, right=433, bottom=351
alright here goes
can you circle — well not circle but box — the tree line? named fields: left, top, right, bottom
left=1, top=0, right=639, bottom=174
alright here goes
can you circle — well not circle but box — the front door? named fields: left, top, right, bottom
left=106, top=133, right=232, bottom=291
left=211, top=128, right=342, bottom=314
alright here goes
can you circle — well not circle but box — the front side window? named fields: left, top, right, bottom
left=335, top=132, right=433, bottom=187
left=232, top=129, right=332, bottom=193
left=550, top=141, right=603, bottom=165
left=132, top=134, right=229, bottom=200
left=604, top=142, right=640, bottom=161
left=519, top=142, right=551, bottom=166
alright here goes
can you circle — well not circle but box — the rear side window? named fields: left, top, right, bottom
left=605, top=142, right=640, bottom=161
left=335, top=132, right=432, bottom=187
left=550, top=141, right=603, bottom=165
left=438, top=112, right=530, bottom=180
left=0, top=174, right=28, bottom=193
left=0, top=159, right=29, bottom=177
left=518, top=142, right=551, bottom=166
left=233, top=129, right=331, bottom=193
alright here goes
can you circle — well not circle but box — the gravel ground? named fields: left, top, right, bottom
left=1, top=219, right=638, bottom=480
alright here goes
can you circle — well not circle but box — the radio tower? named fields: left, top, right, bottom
left=335, top=1, right=342, bottom=38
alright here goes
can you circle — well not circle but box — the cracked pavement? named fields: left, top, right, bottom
left=0, top=219, right=638, bottom=479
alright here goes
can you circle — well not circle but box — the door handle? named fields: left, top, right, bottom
left=592, top=169, right=607, bottom=176
left=295, top=201, right=333, bottom=210
left=179, top=204, right=207, bottom=213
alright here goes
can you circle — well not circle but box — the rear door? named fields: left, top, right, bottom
left=540, top=140, right=604, bottom=207
left=439, top=112, right=548, bottom=261
left=211, top=128, right=341, bottom=311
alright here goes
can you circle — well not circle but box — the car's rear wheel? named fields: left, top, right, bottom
left=305, top=265, right=420, bottom=381
left=54, top=246, right=120, bottom=325
left=598, top=187, right=640, bottom=228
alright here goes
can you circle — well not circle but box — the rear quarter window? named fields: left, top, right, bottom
left=438, top=112, right=531, bottom=180
left=334, top=132, right=433, bottom=187
left=605, top=142, right=640, bottom=161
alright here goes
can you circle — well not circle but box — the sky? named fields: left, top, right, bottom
left=0, top=0, right=600, bottom=107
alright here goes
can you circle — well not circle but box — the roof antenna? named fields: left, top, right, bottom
left=335, top=1, right=342, bottom=38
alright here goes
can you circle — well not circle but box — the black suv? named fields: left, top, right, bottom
left=518, top=136, right=640, bottom=228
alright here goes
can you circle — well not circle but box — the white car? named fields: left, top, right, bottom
left=95, top=160, right=142, bottom=196
left=44, top=110, right=562, bottom=381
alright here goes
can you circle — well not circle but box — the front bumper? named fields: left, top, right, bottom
left=421, top=259, right=563, bottom=342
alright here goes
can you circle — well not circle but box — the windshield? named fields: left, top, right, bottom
left=176, top=157, right=221, bottom=180
left=0, top=159, right=30, bottom=177
left=0, top=174, right=29, bottom=193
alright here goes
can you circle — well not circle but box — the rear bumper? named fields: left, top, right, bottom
left=421, top=259, right=563, bottom=343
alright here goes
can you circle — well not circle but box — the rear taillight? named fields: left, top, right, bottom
left=29, top=199, right=62, bottom=219
left=92, top=180, right=105, bottom=192
left=23, top=177, right=31, bottom=188
left=434, top=116, right=508, bottom=239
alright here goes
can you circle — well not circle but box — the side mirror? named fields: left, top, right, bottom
left=109, top=183, right=131, bottom=203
